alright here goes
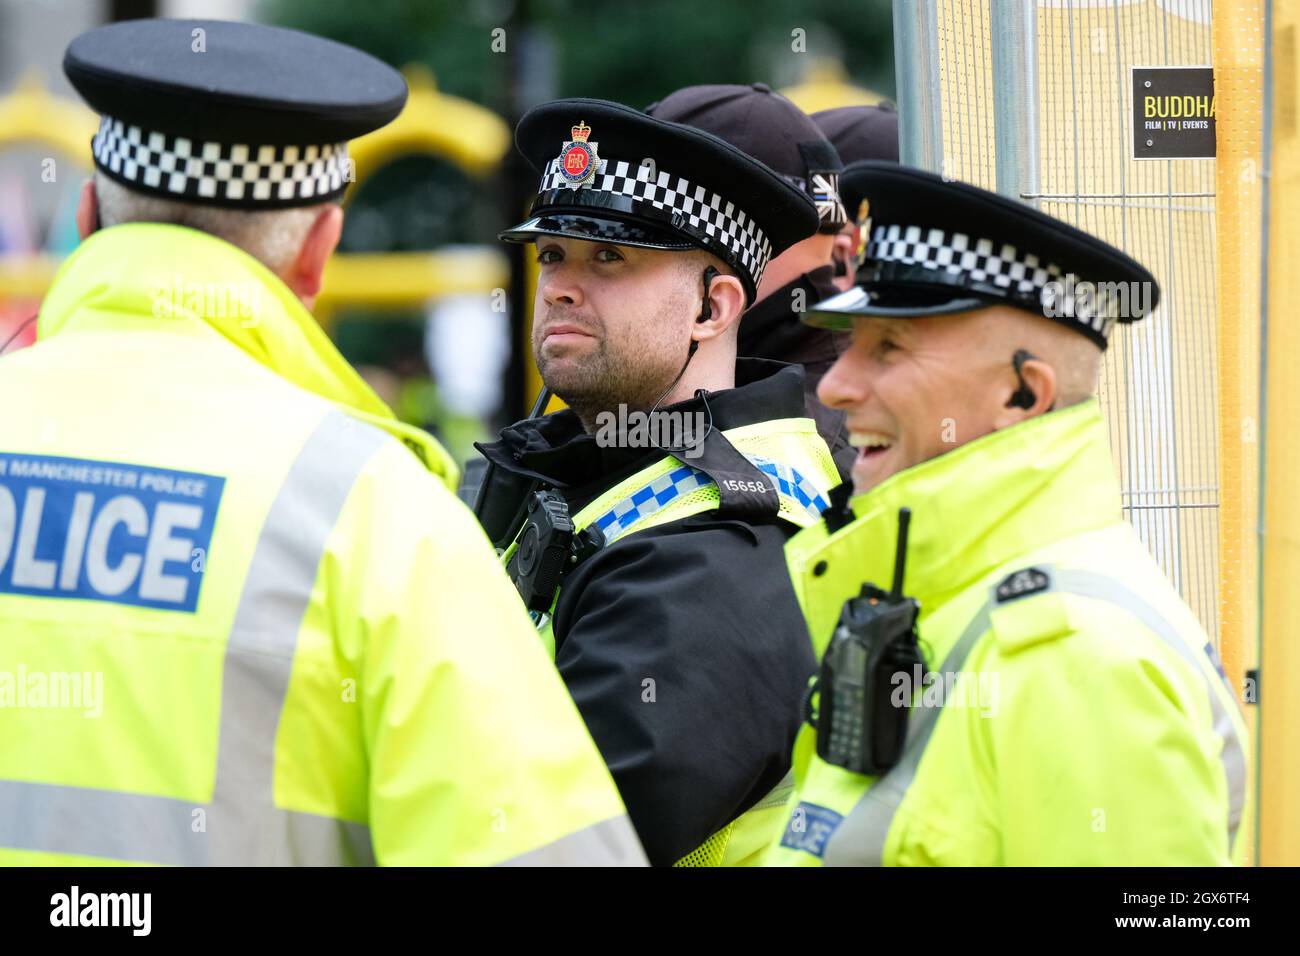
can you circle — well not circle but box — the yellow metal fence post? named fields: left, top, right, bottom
left=1214, top=0, right=1266, bottom=866
left=1260, top=0, right=1300, bottom=867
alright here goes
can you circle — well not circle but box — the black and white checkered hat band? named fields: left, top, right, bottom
left=536, top=157, right=773, bottom=291
left=784, top=171, right=847, bottom=231
left=866, top=223, right=1063, bottom=293
left=91, top=115, right=351, bottom=208
left=865, top=223, right=1121, bottom=335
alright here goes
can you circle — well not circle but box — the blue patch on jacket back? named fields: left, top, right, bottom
left=0, top=452, right=224, bottom=612
left=780, top=802, right=845, bottom=858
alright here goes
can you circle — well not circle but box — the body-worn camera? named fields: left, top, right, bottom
left=471, top=460, right=539, bottom=552
left=812, top=508, right=925, bottom=776
left=506, top=490, right=604, bottom=613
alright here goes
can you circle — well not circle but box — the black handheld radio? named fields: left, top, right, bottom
left=812, top=508, right=925, bottom=776
left=472, top=385, right=605, bottom=613
left=506, top=490, right=604, bottom=613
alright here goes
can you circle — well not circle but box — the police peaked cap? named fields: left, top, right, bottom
left=64, top=19, right=408, bottom=208
left=499, top=98, right=820, bottom=304
left=807, top=161, right=1160, bottom=349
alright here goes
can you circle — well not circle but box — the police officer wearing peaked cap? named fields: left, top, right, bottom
left=646, top=83, right=857, bottom=481
left=473, top=98, right=844, bottom=865
left=764, top=163, right=1248, bottom=866
left=0, top=18, right=644, bottom=867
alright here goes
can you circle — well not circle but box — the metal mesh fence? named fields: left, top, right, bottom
left=896, top=0, right=1222, bottom=638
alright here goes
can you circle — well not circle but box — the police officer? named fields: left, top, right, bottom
left=811, top=104, right=900, bottom=293
left=0, top=19, right=644, bottom=867
left=767, top=162, right=1249, bottom=866
left=472, top=98, right=842, bottom=865
left=646, top=85, right=855, bottom=478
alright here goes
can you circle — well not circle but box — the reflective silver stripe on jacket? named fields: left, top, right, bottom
left=496, top=815, right=648, bottom=867
left=0, top=410, right=387, bottom=865
left=1053, top=569, right=1247, bottom=852
left=822, top=604, right=991, bottom=866
left=822, top=566, right=1248, bottom=866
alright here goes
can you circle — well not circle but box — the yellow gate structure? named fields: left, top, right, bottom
left=893, top=0, right=1293, bottom=864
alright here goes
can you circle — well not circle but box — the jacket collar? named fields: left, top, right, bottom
left=738, top=266, right=847, bottom=367
left=38, top=223, right=455, bottom=485
left=787, top=400, right=1122, bottom=646
left=478, top=357, right=808, bottom=497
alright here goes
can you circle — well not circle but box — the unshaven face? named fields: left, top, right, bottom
left=532, top=237, right=700, bottom=421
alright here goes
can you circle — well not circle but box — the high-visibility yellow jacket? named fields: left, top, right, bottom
left=0, top=223, right=644, bottom=866
left=765, top=400, right=1249, bottom=866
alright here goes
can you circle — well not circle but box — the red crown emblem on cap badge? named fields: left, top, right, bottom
left=557, top=119, right=599, bottom=189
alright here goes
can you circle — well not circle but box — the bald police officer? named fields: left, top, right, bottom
left=0, top=19, right=642, bottom=866
left=767, top=163, right=1248, bottom=866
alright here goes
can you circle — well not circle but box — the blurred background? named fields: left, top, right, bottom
left=0, top=0, right=896, bottom=466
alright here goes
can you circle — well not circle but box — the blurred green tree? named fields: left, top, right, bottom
left=260, top=0, right=895, bottom=114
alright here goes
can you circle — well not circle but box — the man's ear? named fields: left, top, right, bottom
left=76, top=179, right=99, bottom=240
left=281, top=204, right=343, bottom=308
left=829, top=231, right=858, bottom=292
left=692, top=272, right=747, bottom=344
left=993, top=354, right=1058, bottom=429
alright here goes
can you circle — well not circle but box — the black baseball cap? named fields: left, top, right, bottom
left=646, top=83, right=846, bottom=234
left=811, top=104, right=900, bottom=165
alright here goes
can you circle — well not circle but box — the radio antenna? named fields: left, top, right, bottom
left=528, top=386, right=552, bottom=419
left=890, top=508, right=911, bottom=601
